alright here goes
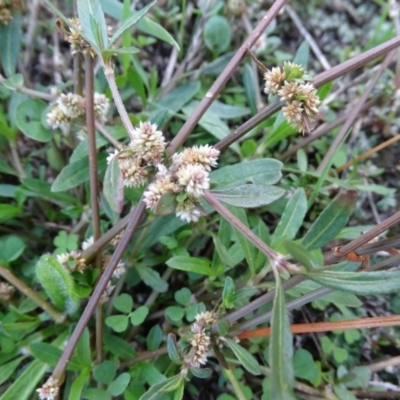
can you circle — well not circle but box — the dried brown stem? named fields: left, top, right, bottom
left=317, top=51, right=396, bottom=174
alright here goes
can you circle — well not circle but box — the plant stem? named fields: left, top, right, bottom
left=203, top=191, right=300, bottom=273
left=103, top=63, right=135, bottom=140
left=166, top=0, right=287, bottom=156
left=216, top=35, right=400, bottom=151
left=0, top=265, right=65, bottom=323
left=316, top=50, right=395, bottom=175
left=51, top=201, right=146, bottom=381
left=85, top=53, right=103, bottom=365
left=95, top=121, right=124, bottom=149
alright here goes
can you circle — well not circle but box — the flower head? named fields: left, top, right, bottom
left=278, top=81, right=300, bottom=102
left=264, top=66, right=285, bottom=94
left=58, top=93, right=84, bottom=118
left=93, top=93, right=110, bottom=123
left=177, top=164, right=209, bottom=198
left=129, top=121, right=166, bottom=165
left=143, top=175, right=176, bottom=211
left=36, top=377, right=59, bottom=400
left=0, top=282, right=15, bottom=300
left=47, top=105, right=71, bottom=133
left=174, top=145, right=220, bottom=171
left=120, top=158, right=148, bottom=188
left=175, top=199, right=202, bottom=222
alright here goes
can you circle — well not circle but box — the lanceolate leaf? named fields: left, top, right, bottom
left=167, top=334, right=181, bottom=365
left=270, top=273, right=296, bottom=400
left=272, top=188, right=307, bottom=245
left=77, top=0, right=108, bottom=51
left=225, top=338, right=261, bottom=375
left=211, top=184, right=285, bottom=208
left=210, top=158, right=283, bottom=189
left=36, top=254, right=78, bottom=311
left=103, top=155, right=124, bottom=213
left=0, top=10, right=22, bottom=77
left=166, top=256, right=213, bottom=276
left=302, top=190, right=358, bottom=251
left=304, top=269, right=400, bottom=295
left=109, top=0, right=157, bottom=45
left=136, top=17, right=180, bottom=50
left=139, top=374, right=183, bottom=400
left=51, top=153, right=107, bottom=192
left=68, top=368, right=91, bottom=400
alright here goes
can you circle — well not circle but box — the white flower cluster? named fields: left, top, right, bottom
left=36, top=376, right=59, bottom=400
left=181, top=311, right=217, bottom=376
left=0, top=282, right=15, bottom=300
left=47, top=92, right=110, bottom=133
left=107, top=122, right=220, bottom=223
left=263, top=61, right=320, bottom=135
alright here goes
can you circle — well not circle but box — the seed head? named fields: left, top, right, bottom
left=264, top=66, right=285, bottom=94
left=175, top=199, right=202, bottom=222
left=0, top=282, right=15, bottom=300
left=177, top=164, right=210, bottom=198
left=93, top=93, right=110, bottom=123
left=36, top=376, right=59, bottom=400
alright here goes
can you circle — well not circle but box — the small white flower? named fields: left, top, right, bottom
left=107, top=149, right=120, bottom=165
left=177, top=164, right=209, bottom=198
left=175, top=199, right=202, bottom=222
left=57, top=93, right=84, bottom=119
left=47, top=105, right=70, bottom=133
left=143, top=176, right=175, bottom=211
left=93, top=93, right=110, bottom=123
left=81, top=236, right=94, bottom=251
left=56, top=253, right=70, bottom=265
left=120, top=158, right=148, bottom=188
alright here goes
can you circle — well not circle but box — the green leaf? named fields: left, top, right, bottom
left=130, top=306, right=149, bottom=326
left=108, top=372, right=131, bottom=396
left=109, top=1, right=156, bottom=45
left=302, top=190, right=358, bottom=251
left=77, top=0, right=108, bottom=51
left=283, top=240, right=313, bottom=270
left=272, top=188, right=307, bottom=244
left=333, top=347, right=348, bottom=363
left=105, top=315, right=129, bottom=332
left=190, top=367, right=213, bottom=379
left=304, top=270, right=400, bottom=295
left=166, top=256, right=213, bottom=276
left=317, top=81, right=333, bottom=101
left=51, top=153, right=107, bottom=192
left=75, top=328, right=91, bottom=368
left=93, top=360, right=117, bottom=385
left=0, top=235, right=25, bottom=263
left=0, top=10, right=22, bottom=77
left=174, top=288, right=192, bottom=306
left=103, top=155, right=124, bottom=213
left=173, top=380, right=185, bottom=400
left=22, top=178, right=79, bottom=205
left=229, top=206, right=257, bottom=275
left=136, top=264, right=168, bottom=292
left=225, top=338, right=260, bottom=375
left=0, top=356, right=26, bottom=386
left=155, top=192, right=177, bottom=216
left=210, top=159, right=283, bottom=189
left=147, top=325, right=163, bottom=351
left=212, top=184, right=285, bottom=208
left=30, top=342, right=81, bottom=371
left=0, top=73, right=23, bottom=90
left=82, top=388, right=111, bottom=400
left=222, top=277, right=235, bottom=309
left=293, top=349, right=320, bottom=385
left=293, top=40, right=310, bottom=69
left=243, top=63, right=257, bottom=114
left=165, top=306, right=185, bottom=322
left=270, top=273, right=295, bottom=399
left=104, top=334, right=136, bottom=359
left=114, top=293, right=133, bottom=313
left=68, top=368, right=91, bottom=400
left=167, top=333, right=181, bottom=364
left=0, top=204, right=22, bottom=221
left=0, top=359, right=47, bottom=400
left=136, top=17, right=180, bottom=50
left=217, top=320, right=230, bottom=336
left=36, top=254, right=78, bottom=311
left=139, top=374, right=183, bottom=400
left=203, top=15, right=231, bottom=54
left=15, top=99, right=52, bottom=142
left=102, top=46, right=140, bottom=57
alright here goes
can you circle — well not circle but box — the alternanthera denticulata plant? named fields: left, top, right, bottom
left=4, top=1, right=399, bottom=400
